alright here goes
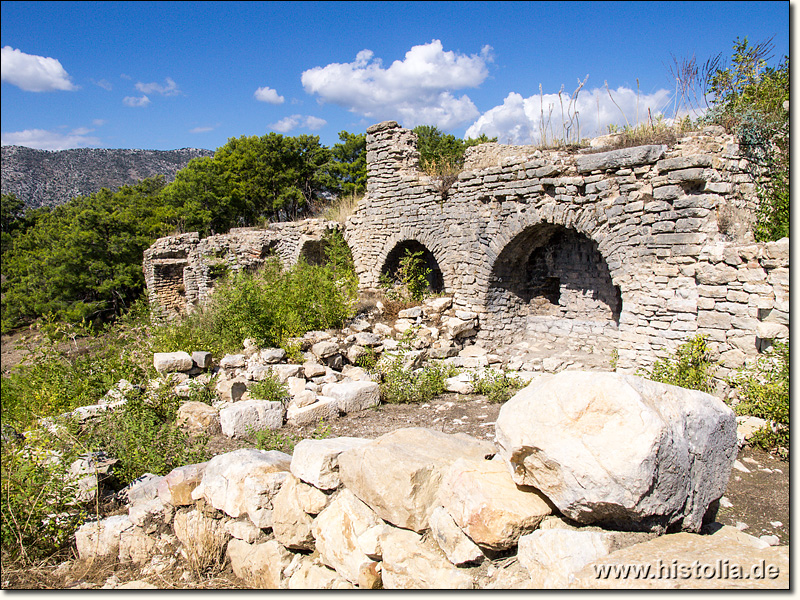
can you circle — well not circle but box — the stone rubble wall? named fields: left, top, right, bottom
left=143, top=220, right=340, bottom=318
left=144, top=121, right=788, bottom=380
left=344, top=121, right=788, bottom=378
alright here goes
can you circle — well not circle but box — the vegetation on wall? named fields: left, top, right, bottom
left=703, top=37, right=789, bottom=241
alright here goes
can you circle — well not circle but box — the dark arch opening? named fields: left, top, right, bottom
left=381, top=240, right=445, bottom=294
left=490, top=224, right=621, bottom=324
left=299, top=239, right=328, bottom=266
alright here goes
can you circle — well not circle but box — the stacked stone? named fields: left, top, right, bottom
left=74, top=374, right=788, bottom=589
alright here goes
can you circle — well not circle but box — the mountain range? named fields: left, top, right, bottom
left=1, top=145, right=214, bottom=209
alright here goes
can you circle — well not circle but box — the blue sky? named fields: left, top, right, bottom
left=0, top=1, right=790, bottom=151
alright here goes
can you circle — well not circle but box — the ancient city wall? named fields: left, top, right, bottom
left=144, top=122, right=788, bottom=380
left=144, top=219, right=340, bottom=318
left=344, top=122, right=788, bottom=378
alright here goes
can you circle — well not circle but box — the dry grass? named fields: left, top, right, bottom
left=322, top=192, right=363, bottom=223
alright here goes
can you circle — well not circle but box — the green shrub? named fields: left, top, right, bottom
left=471, top=369, right=524, bottom=404
left=378, top=333, right=456, bottom=404
left=152, top=255, right=357, bottom=356
left=1, top=316, right=152, bottom=430
left=380, top=248, right=432, bottom=302
left=81, top=387, right=208, bottom=486
left=251, top=419, right=331, bottom=454
left=248, top=373, right=290, bottom=404
left=730, top=341, right=789, bottom=456
left=642, top=335, right=716, bottom=394
left=1, top=428, right=86, bottom=564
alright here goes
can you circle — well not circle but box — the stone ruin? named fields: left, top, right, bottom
left=144, top=121, right=789, bottom=382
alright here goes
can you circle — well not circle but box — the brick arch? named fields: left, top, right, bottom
left=374, top=227, right=456, bottom=294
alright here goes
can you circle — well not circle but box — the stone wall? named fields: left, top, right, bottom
left=144, top=121, right=788, bottom=380
left=344, top=121, right=788, bottom=379
left=143, top=220, right=340, bottom=318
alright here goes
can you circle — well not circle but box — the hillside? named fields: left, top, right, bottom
left=1, top=145, right=214, bottom=209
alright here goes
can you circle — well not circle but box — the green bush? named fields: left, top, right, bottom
left=1, top=428, right=86, bottom=564
left=248, top=373, right=290, bottom=404
left=471, top=369, right=524, bottom=404
left=378, top=332, right=456, bottom=404
left=152, top=254, right=357, bottom=356
left=1, top=316, right=152, bottom=430
left=642, top=335, right=716, bottom=394
left=380, top=248, right=432, bottom=302
left=730, top=341, right=789, bottom=456
left=81, top=387, right=208, bottom=486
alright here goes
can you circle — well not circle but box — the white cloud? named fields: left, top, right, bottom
left=270, top=114, right=327, bottom=133
left=123, top=95, right=151, bottom=107
left=254, top=86, right=284, bottom=104
left=1, top=127, right=100, bottom=150
left=135, top=77, right=180, bottom=96
left=304, top=116, right=327, bottom=130
left=92, top=119, right=107, bottom=127
left=465, top=85, right=677, bottom=145
left=1, top=46, right=77, bottom=92
left=93, top=78, right=112, bottom=90
left=301, top=40, right=492, bottom=130
left=190, top=125, right=216, bottom=133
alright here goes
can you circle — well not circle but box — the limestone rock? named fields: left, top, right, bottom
left=736, top=415, right=768, bottom=446
left=428, top=506, right=484, bottom=566
left=225, top=519, right=266, bottom=544
left=76, top=515, right=134, bottom=560
left=518, top=528, right=645, bottom=588
left=438, top=457, right=552, bottom=550
left=380, top=526, right=474, bottom=589
left=576, top=144, right=666, bottom=173
left=323, top=380, right=379, bottom=413
left=227, top=538, right=291, bottom=589
left=191, top=449, right=291, bottom=528
left=157, top=462, right=208, bottom=506
left=311, top=489, right=383, bottom=586
left=270, top=364, right=304, bottom=382
left=286, top=396, right=338, bottom=426
left=287, top=556, right=355, bottom=589
left=176, top=401, right=220, bottom=436
left=312, top=341, right=339, bottom=360
left=272, top=474, right=318, bottom=550
left=215, top=377, right=247, bottom=403
left=154, top=351, right=193, bottom=374
left=219, top=354, right=246, bottom=369
left=219, top=400, right=284, bottom=437
left=291, top=437, right=371, bottom=490
left=495, top=371, right=737, bottom=532
left=337, top=428, right=496, bottom=532
left=173, top=508, right=230, bottom=555
left=259, top=347, right=286, bottom=363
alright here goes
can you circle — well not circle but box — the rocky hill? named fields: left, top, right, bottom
left=1, top=145, right=214, bottom=209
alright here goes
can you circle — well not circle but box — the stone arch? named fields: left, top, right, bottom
left=298, top=238, right=329, bottom=266
left=375, top=228, right=453, bottom=294
left=381, top=239, right=445, bottom=294
left=482, top=209, right=625, bottom=347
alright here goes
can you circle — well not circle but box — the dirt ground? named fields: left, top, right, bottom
left=0, top=331, right=790, bottom=589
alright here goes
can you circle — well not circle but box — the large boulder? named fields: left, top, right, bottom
left=176, top=401, right=220, bottom=436
left=437, top=457, right=553, bottom=550
left=323, top=380, right=380, bottom=413
left=337, top=428, right=496, bottom=532
left=271, top=474, right=326, bottom=551
left=154, top=351, right=193, bottom=374
left=191, top=449, right=291, bottom=528
left=75, top=515, right=134, bottom=560
left=494, top=371, right=737, bottom=532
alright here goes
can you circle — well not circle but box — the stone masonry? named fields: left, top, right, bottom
left=144, top=219, right=340, bottom=318
left=144, top=121, right=788, bottom=380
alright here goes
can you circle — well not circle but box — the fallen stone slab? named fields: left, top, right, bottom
left=176, top=401, right=220, bottom=436
left=438, top=457, right=552, bottom=551
left=154, top=352, right=193, bottom=374
left=227, top=538, right=291, bottom=589
left=495, top=371, right=737, bottom=532
left=290, top=437, right=371, bottom=490
left=192, top=449, right=291, bottom=528
left=219, top=400, right=284, bottom=438
left=286, top=396, right=337, bottom=426
left=429, top=506, right=484, bottom=566
left=323, top=380, right=380, bottom=413
left=157, top=462, right=208, bottom=506
left=337, top=428, right=496, bottom=532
